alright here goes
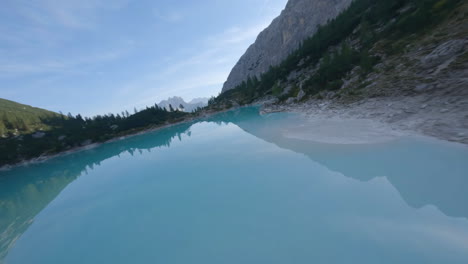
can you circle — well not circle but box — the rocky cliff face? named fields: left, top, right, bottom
left=222, top=0, right=352, bottom=92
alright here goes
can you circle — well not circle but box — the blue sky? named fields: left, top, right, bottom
left=0, top=0, right=287, bottom=116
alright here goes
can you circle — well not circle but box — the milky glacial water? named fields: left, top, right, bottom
left=1, top=107, right=468, bottom=264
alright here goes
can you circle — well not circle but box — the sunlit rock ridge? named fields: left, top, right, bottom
left=222, top=0, right=352, bottom=92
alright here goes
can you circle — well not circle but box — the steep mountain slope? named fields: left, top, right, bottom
left=211, top=0, right=467, bottom=144
left=0, top=98, right=60, bottom=137
left=222, top=0, right=352, bottom=92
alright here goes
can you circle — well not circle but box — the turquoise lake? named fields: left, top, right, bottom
left=1, top=107, right=468, bottom=264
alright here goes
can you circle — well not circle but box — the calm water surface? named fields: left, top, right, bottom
left=1, top=107, right=468, bottom=264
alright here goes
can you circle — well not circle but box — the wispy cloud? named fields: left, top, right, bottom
left=0, top=0, right=133, bottom=78
left=259, top=0, right=272, bottom=16
left=14, top=0, right=129, bottom=29
left=103, top=20, right=272, bottom=115
left=0, top=62, right=67, bottom=76
left=1, top=0, right=288, bottom=116
left=0, top=48, right=129, bottom=78
left=154, top=9, right=184, bottom=23
left=119, top=71, right=228, bottom=112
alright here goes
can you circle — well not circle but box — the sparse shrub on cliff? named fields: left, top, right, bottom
left=210, top=0, right=461, bottom=107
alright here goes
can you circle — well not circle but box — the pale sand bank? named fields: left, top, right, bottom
left=261, top=94, right=468, bottom=145
left=281, top=117, right=405, bottom=144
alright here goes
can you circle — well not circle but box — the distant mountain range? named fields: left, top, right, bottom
left=158, top=97, right=209, bottom=112
left=0, top=95, right=209, bottom=139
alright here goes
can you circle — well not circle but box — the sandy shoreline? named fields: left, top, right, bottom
left=281, top=117, right=407, bottom=145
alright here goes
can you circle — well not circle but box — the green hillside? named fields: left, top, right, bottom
left=0, top=98, right=61, bottom=137
left=0, top=98, right=190, bottom=166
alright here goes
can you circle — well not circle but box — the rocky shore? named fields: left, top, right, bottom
left=260, top=8, right=468, bottom=146
left=261, top=93, right=468, bottom=145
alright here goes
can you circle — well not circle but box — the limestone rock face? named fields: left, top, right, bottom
left=421, top=39, right=466, bottom=69
left=221, top=0, right=352, bottom=93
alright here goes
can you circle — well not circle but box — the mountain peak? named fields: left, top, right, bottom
left=222, top=0, right=352, bottom=92
left=158, top=97, right=209, bottom=112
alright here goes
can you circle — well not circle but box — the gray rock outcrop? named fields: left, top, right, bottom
left=421, top=39, right=466, bottom=69
left=32, top=132, right=46, bottom=139
left=221, top=0, right=352, bottom=93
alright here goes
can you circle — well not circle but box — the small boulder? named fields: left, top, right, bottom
left=326, top=91, right=336, bottom=99
left=414, top=84, right=431, bottom=93
left=32, top=132, right=46, bottom=139
left=285, top=97, right=296, bottom=104
left=281, top=85, right=292, bottom=96
left=296, top=89, right=306, bottom=101
left=81, top=139, right=93, bottom=146
left=230, top=100, right=240, bottom=107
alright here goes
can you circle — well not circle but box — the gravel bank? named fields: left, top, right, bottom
left=261, top=94, right=468, bottom=145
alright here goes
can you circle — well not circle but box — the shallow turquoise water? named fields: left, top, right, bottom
left=1, top=107, right=468, bottom=264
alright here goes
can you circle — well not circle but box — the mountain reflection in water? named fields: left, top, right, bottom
left=1, top=107, right=467, bottom=263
